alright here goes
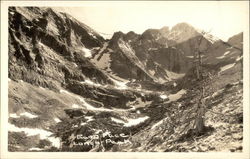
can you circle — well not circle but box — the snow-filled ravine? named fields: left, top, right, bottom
left=111, top=116, right=150, bottom=127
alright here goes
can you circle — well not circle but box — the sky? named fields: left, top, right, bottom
left=54, top=1, right=248, bottom=41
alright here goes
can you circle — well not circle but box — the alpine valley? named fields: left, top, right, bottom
left=8, top=7, right=243, bottom=152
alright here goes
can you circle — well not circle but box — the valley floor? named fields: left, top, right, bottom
left=8, top=78, right=243, bottom=152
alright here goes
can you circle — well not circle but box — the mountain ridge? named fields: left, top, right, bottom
left=7, top=7, right=243, bottom=152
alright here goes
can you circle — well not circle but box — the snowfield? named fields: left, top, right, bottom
left=111, top=116, right=150, bottom=127
left=9, top=112, right=38, bottom=119
left=8, top=123, right=61, bottom=148
left=168, top=89, right=187, bottom=102
left=82, top=47, right=92, bottom=58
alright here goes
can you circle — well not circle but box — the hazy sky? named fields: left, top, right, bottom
left=54, top=1, right=248, bottom=41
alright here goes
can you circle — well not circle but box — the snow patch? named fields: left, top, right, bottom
left=160, top=94, right=168, bottom=99
left=9, top=11, right=15, bottom=15
left=224, top=51, right=231, bottom=56
left=9, top=113, right=20, bottom=118
left=88, top=32, right=97, bottom=39
left=219, top=63, right=236, bottom=73
left=54, top=118, right=61, bottom=123
left=148, top=70, right=155, bottom=76
left=236, top=56, right=242, bottom=62
left=80, top=79, right=101, bottom=87
left=166, top=71, right=185, bottom=80
left=111, top=117, right=125, bottom=124
left=85, top=116, right=94, bottom=122
left=80, top=122, right=86, bottom=126
left=29, top=147, right=43, bottom=151
left=78, top=97, right=112, bottom=112
left=60, top=89, right=71, bottom=94
left=20, top=112, right=38, bottom=118
left=111, top=116, right=150, bottom=127
left=8, top=124, right=60, bottom=148
left=82, top=47, right=92, bottom=58
left=151, top=120, right=164, bottom=129
left=216, top=55, right=225, bottom=59
left=39, top=86, right=45, bottom=89
left=72, top=104, right=80, bottom=108
left=168, top=89, right=187, bottom=102
left=148, top=48, right=158, bottom=51
left=124, top=116, right=149, bottom=127
left=110, top=78, right=129, bottom=90
left=212, top=88, right=224, bottom=98
left=173, top=82, right=177, bottom=87
left=8, top=78, right=11, bottom=82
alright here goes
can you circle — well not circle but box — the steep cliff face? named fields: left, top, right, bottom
left=91, top=22, right=237, bottom=83
left=227, top=32, right=243, bottom=49
left=8, top=7, right=112, bottom=91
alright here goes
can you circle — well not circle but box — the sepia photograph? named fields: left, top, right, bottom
left=1, top=1, right=249, bottom=158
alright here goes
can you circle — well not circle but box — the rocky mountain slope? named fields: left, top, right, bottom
left=8, top=7, right=243, bottom=152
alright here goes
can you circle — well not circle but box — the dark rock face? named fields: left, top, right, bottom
left=227, top=32, right=243, bottom=49
left=8, top=7, right=112, bottom=90
left=92, top=22, right=231, bottom=82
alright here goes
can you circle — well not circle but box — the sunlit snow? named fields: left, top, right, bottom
left=124, top=116, right=149, bottom=127
left=72, top=104, right=80, bottom=108
left=216, top=55, right=225, bottom=59
left=80, top=79, right=101, bottom=87
left=82, top=47, right=92, bottom=58
left=111, top=117, right=125, bottom=124
left=54, top=118, right=61, bottom=123
left=173, top=82, right=177, bottom=87
left=8, top=124, right=60, bottom=148
left=168, top=89, right=187, bottom=102
left=20, top=112, right=38, bottom=118
left=160, top=94, right=168, bottom=99
left=219, top=63, right=236, bottom=73
left=29, top=147, right=43, bottom=151
left=149, top=70, right=155, bottom=76
left=9, top=113, right=20, bottom=118
left=110, top=78, right=129, bottom=90
left=111, top=116, right=149, bottom=127
left=78, top=97, right=112, bottom=112
left=151, top=120, right=164, bottom=129
left=224, top=51, right=231, bottom=56
left=85, top=116, right=94, bottom=122
left=59, top=89, right=71, bottom=94
left=88, top=32, right=97, bottom=39
left=236, top=56, right=242, bottom=62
